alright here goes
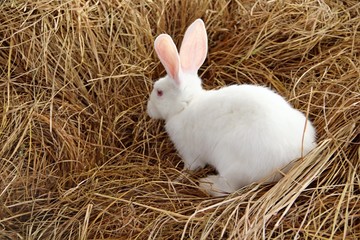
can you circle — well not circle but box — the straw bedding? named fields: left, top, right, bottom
left=0, top=0, right=359, bottom=239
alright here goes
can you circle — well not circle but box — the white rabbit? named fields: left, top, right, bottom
left=147, top=19, right=317, bottom=196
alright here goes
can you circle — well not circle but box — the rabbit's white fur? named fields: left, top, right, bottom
left=147, top=19, right=316, bottom=196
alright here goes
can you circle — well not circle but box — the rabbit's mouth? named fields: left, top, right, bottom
left=147, top=100, right=163, bottom=120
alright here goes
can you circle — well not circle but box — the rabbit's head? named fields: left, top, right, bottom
left=147, top=19, right=208, bottom=120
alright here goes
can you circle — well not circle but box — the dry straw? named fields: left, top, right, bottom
left=0, top=0, right=359, bottom=239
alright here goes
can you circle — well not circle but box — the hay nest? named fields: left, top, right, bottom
left=0, top=0, right=359, bottom=239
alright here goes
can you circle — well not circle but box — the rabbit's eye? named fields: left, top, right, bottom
left=157, top=90, right=163, bottom=96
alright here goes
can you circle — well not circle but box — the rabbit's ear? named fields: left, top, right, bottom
left=154, top=34, right=181, bottom=85
left=179, top=19, right=208, bottom=75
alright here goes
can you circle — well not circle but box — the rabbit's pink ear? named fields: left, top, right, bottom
left=154, top=34, right=181, bottom=85
left=179, top=19, right=208, bottom=75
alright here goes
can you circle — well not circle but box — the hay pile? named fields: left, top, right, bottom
left=0, top=0, right=359, bottom=239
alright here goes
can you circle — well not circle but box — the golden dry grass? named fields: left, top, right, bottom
left=0, top=0, right=359, bottom=239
